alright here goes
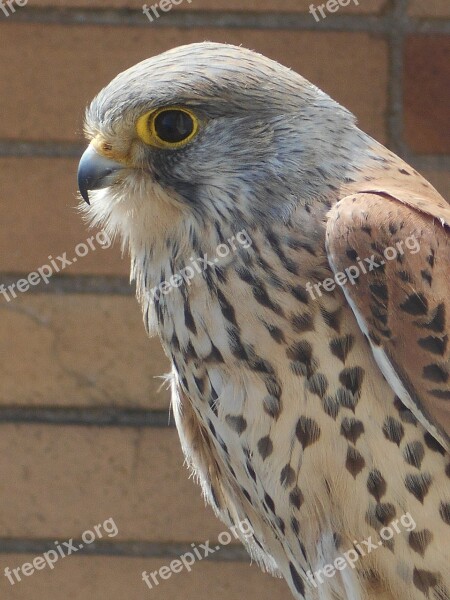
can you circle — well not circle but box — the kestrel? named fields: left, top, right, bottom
left=77, top=43, right=450, bottom=600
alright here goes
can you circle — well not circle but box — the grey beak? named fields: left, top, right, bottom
left=77, top=145, right=124, bottom=205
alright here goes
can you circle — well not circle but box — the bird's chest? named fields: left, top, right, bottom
left=152, top=256, right=360, bottom=524
left=144, top=227, right=398, bottom=582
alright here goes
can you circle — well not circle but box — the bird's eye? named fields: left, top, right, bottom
left=136, top=107, right=199, bottom=149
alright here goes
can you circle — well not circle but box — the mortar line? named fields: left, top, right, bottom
left=0, top=7, right=448, bottom=32
left=0, top=407, right=173, bottom=428
left=0, top=539, right=249, bottom=560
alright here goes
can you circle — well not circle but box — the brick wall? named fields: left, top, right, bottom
left=0, top=1, right=449, bottom=598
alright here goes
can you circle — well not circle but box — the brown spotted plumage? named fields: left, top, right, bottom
left=78, top=43, right=449, bottom=600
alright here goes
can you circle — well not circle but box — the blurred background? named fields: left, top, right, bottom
left=0, top=0, right=448, bottom=598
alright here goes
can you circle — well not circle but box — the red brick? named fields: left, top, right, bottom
left=0, top=295, right=170, bottom=409
left=0, top=158, right=127, bottom=276
left=1, top=556, right=288, bottom=600
left=404, top=35, right=450, bottom=154
left=0, top=425, right=223, bottom=540
left=408, top=0, right=450, bottom=18
left=0, top=25, right=388, bottom=143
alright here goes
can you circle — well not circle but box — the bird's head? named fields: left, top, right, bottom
left=78, top=42, right=359, bottom=257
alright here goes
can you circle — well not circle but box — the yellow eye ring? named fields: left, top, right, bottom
left=136, top=107, right=199, bottom=149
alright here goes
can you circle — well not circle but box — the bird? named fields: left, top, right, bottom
left=77, top=42, right=450, bottom=600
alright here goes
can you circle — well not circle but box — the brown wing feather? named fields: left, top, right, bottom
left=326, top=191, right=450, bottom=450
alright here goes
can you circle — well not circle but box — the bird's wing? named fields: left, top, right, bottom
left=325, top=185, right=450, bottom=451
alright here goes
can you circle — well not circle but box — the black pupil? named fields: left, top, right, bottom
left=154, top=110, right=194, bottom=144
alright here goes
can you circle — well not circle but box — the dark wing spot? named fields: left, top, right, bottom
left=413, top=568, right=439, bottom=596
left=217, top=289, right=238, bottom=326
left=210, top=485, right=221, bottom=510
left=375, top=503, right=396, bottom=525
left=393, top=396, right=417, bottom=425
left=439, top=501, right=450, bottom=525
left=236, top=265, right=257, bottom=285
left=289, top=562, right=305, bottom=596
left=346, top=247, right=358, bottom=261
left=346, top=446, right=366, bottom=478
left=241, top=487, right=252, bottom=504
left=339, top=366, right=365, bottom=396
left=383, top=417, right=404, bottom=446
left=370, top=283, right=388, bottom=302
left=276, top=517, right=286, bottom=535
left=289, top=487, right=304, bottom=510
left=405, top=473, right=432, bottom=503
left=403, top=441, right=425, bottom=469
left=291, top=517, right=300, bottom=535
left=257, top=436, right=273, bottom=460
left=291, top=285, right=310, bottom=305
left=252, top=282, right=283, bottom=315
left=397, top=270, right=414, bottom=283
left=264, top=322, right=286, bottom=344
left=291, top=312, right=314, bottom=333
left=400, top=293, right=428, bottom=316
left=207, top=419, right=216, bottom=437
left=340, top=418, right=365, bottom=444
left=262, top=394, right=282, bottom=419
left=207, top=342, right=225, bottom=363
left=370, top=303, right=388, bottom=325
left=246, top=460, right=257, bottom=482
left=184, top=301, right=197, bottom=334
left=225, top=414, right=247, bottom=435
left=280, top=464, right=296, bottom=487
left=265, top=375, right=282, bottom=399
left=424, top=432, right=446, bottom=455
left=296, top=416, right=321, bottom=449
left=423, top=363, right=448, bottom=383
left=193, top=376, right=205, bottom=395
left=320, top=306, right=342, bottom=332
left=306, top=373, right=328, bottom=398
left=430, top=389, right=450, bottom=399
left=336, top=387, right=359, bottom=412
left=416, top=303, right=445, bottom=333
left=367, top=469, right=387, bottom=501
left=418, top=335, right=448, bottom=356
left=286, top=341, right=317, bottom=378
left=408, top=530, right=433, bottom=557
left=227, top=327, right=247, bottom=360
left=322, top=395, right=340, bottom=419
left=329, top=334, right=355, bottom=363
left=264, top=492, right=276, bottom=514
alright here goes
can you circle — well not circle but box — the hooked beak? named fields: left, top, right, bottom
left=77, top=145, right=125, bottom=205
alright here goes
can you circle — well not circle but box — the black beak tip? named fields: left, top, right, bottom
left=78, top=179, right=91, bottom=205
